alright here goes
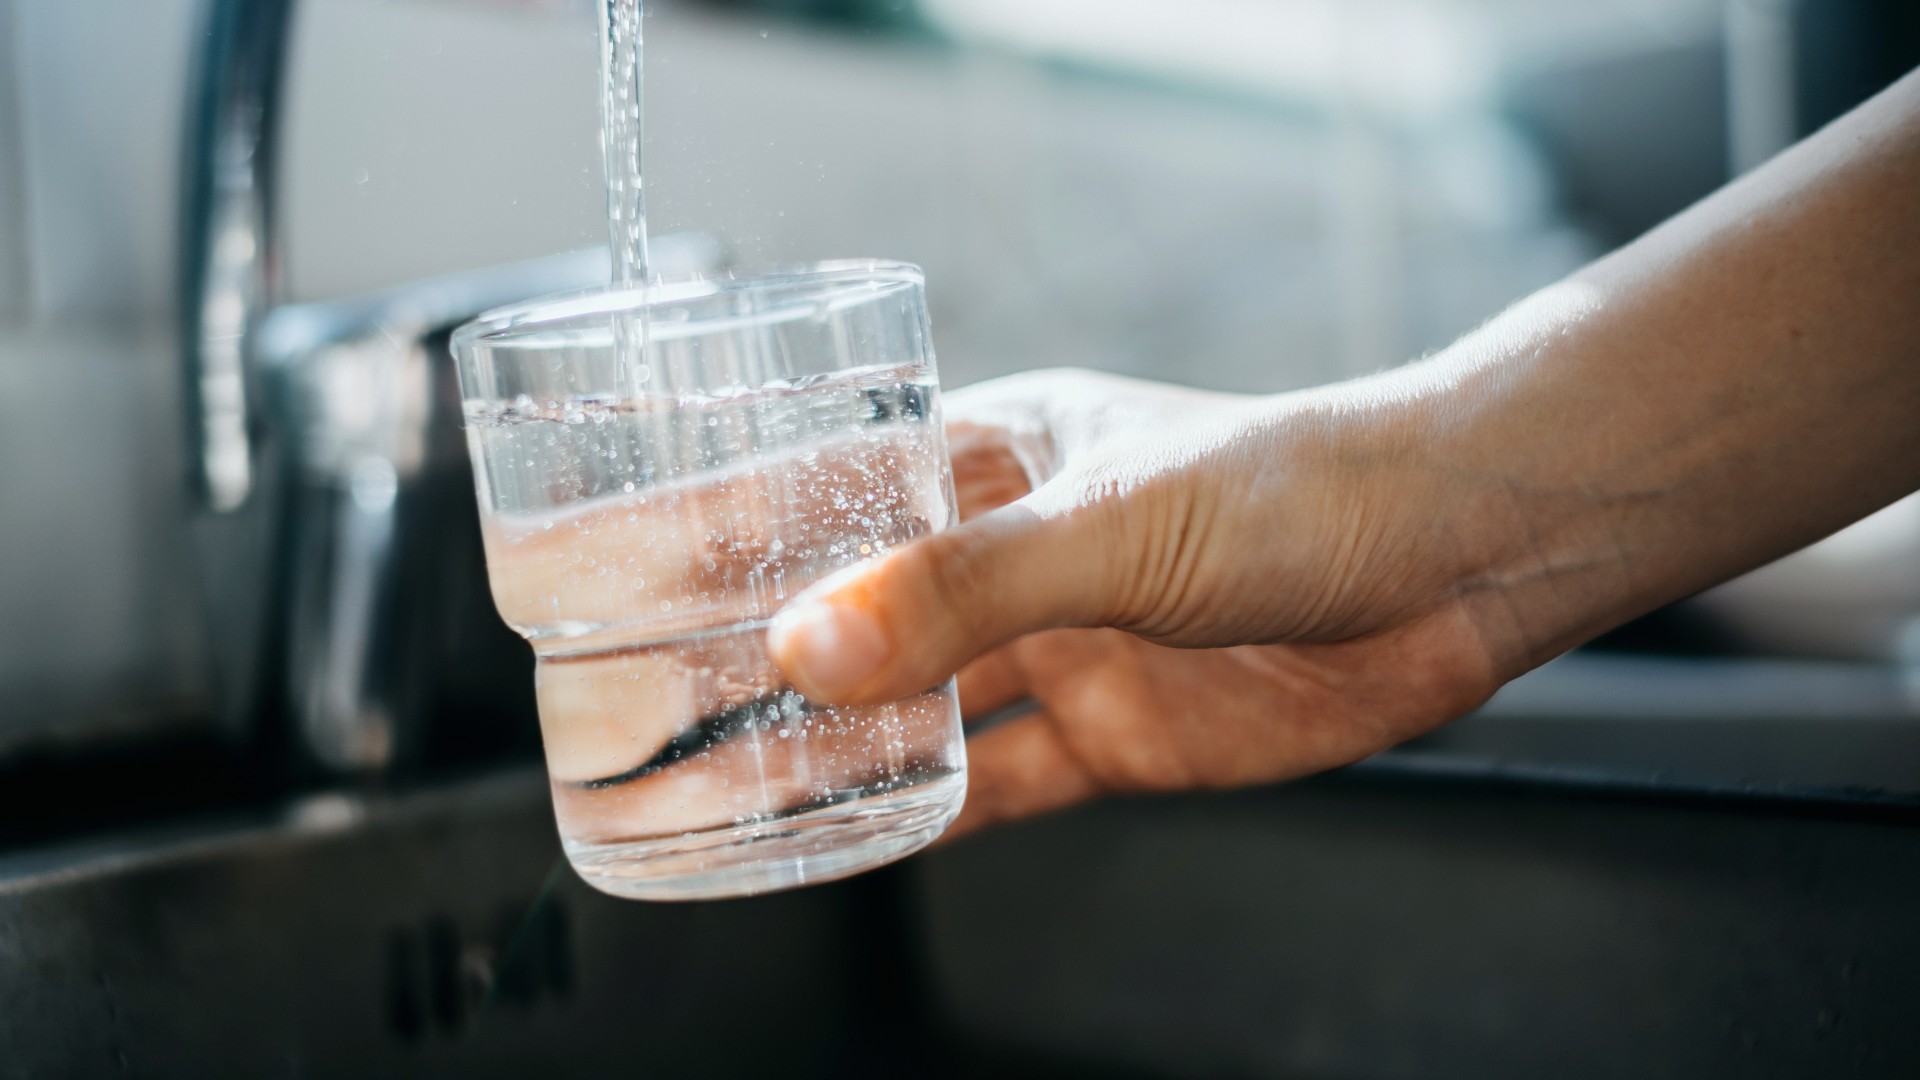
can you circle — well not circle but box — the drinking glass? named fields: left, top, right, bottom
left=452, top=261, right=966, bottom=900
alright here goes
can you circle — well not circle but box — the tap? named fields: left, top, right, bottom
left=179, top=0, right=721, bottom=774
left=257, top=250, right=617, bottom=773
left=178, top=0, right=298, bottom=759
left=181, top=0, right=292, bottom=516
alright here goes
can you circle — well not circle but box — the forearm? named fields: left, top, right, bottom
left=1403, top=70, right=1920, bottom=679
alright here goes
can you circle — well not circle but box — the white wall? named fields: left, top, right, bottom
left=11, top=0, right=197, bottom=323
left=276, top=1, right=1591, bottom=391
left=0, top=325, right=210, bottom=753
left=281, top=0, right=606, bottom=302
left=2, top=0, right=603, bottom=324
left=1, top=0, right=1589, bottom=385
left=0, top=0, right=205, bottom=750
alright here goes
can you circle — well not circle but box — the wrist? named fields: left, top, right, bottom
left=1334, top=344, right=1636, bottom=683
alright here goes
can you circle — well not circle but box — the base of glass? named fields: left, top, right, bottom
left=561, top=771, right=966, bottom=901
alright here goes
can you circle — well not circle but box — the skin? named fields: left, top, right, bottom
left=767, top=70, right=1920, bottom=838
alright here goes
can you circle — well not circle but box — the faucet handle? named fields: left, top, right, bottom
left=263, top=248, right=613, bottom=774
left=260, top=239, right=725, bottom=776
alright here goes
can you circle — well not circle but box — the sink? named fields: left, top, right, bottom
left=0, top=769, right=884, bottom=1077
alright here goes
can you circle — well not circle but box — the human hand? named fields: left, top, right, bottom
left=768, top=369, right=1509, bottom=836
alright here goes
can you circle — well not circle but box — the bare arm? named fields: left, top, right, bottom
left=1431, top=68, right=1920, bottom=676
left=767, top=71, right=1920, bottom=834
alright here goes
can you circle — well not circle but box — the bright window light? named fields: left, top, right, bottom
left=919, top=0, right=1494, bottom=118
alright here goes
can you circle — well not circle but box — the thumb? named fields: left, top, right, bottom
left=767, top=493, right=1114, bottom=705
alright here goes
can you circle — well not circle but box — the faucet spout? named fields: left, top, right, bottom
left=181, top=0, right=297, bottom=512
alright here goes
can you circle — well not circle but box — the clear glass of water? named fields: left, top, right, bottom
left=451, top=261, right=966, bottom=901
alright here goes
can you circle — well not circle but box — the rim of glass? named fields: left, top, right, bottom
left=451, top=258, right=925, bottom=350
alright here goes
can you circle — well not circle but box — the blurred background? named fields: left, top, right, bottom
left=2, top=0, right=1919, bottom=1076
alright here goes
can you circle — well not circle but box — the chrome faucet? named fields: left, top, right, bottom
left=179, top=0, right=298, bottom=763
left=179, top=0, right=718, bottom=774
left=181, top=0, right=292, bottom=516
